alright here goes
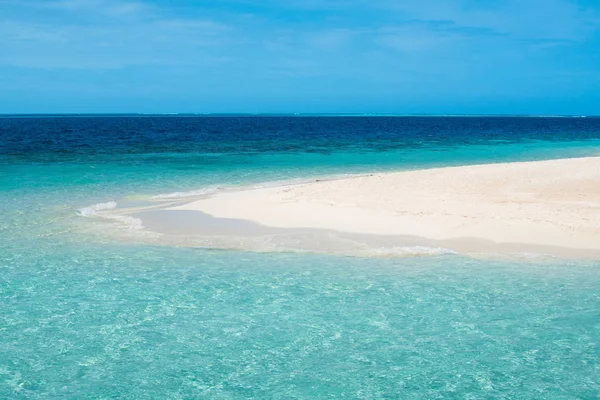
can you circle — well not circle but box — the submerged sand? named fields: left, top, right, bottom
left=95, top=156, right=600, bottom=258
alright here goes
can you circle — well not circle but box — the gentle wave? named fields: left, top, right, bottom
left=104, top=214, right=144, bottom=230
left=249, top=174, right=367, bottom=190
left=77, top=201, right=117, bottom=217
left=354, top=246, right=457, bottom=257
left=151, top=187, right=221, bottom=199
left=146, top=233, right=458, bottom=258
left=77, top=200, right=144, bottom=230
left=150, top=174, right=367, bottom=200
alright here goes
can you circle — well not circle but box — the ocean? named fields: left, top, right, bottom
left=2, top=115, right=600, bottom=398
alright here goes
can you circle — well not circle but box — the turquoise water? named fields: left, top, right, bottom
left=2, top=116, right=600, bottom=398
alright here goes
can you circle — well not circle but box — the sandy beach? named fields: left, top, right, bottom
left=148, top=156, right=600, bottom=257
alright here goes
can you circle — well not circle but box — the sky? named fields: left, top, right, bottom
left=1, top=0, right=599, bottom=114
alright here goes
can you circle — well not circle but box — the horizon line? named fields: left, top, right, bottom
left=0, top=113, right=597, bottom=118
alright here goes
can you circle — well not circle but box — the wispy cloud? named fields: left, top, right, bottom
left=18, top=0, right=150, bottom=16
left=1, top=0, right=599, bottom=113
left=364, top=0, right=600, bottom=46
left=0, top=0, right=235, bottom=69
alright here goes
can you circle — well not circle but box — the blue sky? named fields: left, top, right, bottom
left=1, top=0, right=599, bottom=114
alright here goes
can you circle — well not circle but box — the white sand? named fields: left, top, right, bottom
left=170, top=157, right=600, bottom=254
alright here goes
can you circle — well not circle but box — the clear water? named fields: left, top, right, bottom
left=2, top=116, right=600, bottom=398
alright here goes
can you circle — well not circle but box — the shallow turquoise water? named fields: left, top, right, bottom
left=2, top=116, right=600, bottom=398
left=3, top=242, right=600, bottom=398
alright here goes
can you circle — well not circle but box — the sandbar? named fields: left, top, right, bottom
left=161, top=157, right=600, bottom=258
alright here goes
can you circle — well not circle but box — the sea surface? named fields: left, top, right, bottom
left=2, top=115, right=600, bottom=398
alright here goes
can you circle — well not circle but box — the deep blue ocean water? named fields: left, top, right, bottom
left=2, top=116, right=600, bottom=398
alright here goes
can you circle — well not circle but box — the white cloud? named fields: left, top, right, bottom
left=376, top=0, right=600, bottom=41
left=1, top=0, right=598, bottom=74
left=0, top=0, right=235, bottom=69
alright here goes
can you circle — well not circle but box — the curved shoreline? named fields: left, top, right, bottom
left=95, top=156, right=600, bottom=259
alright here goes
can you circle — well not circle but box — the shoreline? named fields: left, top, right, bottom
left=98, top=156, right=600, bottom=259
